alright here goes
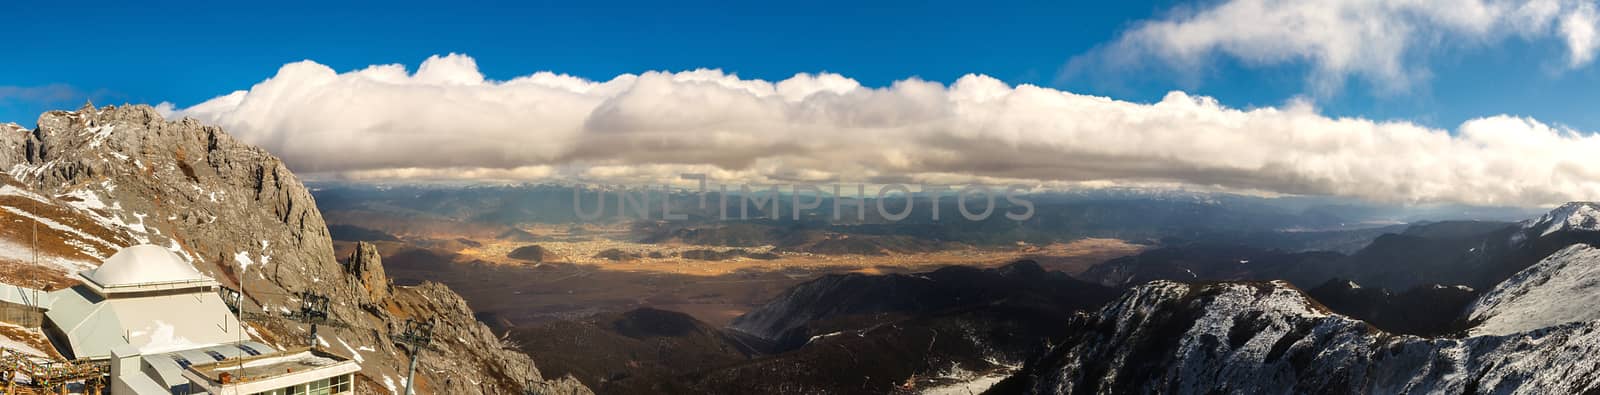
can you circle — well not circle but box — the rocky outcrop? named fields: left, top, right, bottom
left=345, top=241, right=391, bottom=303
left=0, top=104, right=588, bottom=395
left=0, top=123, right=27, bottom=170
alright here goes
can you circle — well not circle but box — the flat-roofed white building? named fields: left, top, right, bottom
left=180, top=347, right=359, bottom=395
left=108, top=343, right=358, bottom=395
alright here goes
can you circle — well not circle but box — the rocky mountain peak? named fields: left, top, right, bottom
left=0, top=104, right=589, bottom=394
left=1106, top=280, right=1333, bottom=325
left=1525, top=201, right=1600, bottom=238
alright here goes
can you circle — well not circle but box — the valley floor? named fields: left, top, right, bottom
left=336, top=237, right=1142, bottom=327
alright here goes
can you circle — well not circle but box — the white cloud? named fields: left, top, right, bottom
left=1087, top=0, right=1600, bottom=93
left=1562, top=2, right=1600, bottom=66
left=170, top=54, right=1600, bottom=207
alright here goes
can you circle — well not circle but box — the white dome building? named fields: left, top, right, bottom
left=79, top=245, right=217, bottom=295
left=0, top=245, right=360, bottom=395
left=46, top=245, right=234, bottom=360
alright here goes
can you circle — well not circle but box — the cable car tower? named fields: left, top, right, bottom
left=395, top=318, right=435, bottom=395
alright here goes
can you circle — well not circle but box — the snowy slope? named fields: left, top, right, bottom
left=1461, top=203, right=1600, bottom=336
left=1520, top=201, right=1600, bottom=240
left=0, top=175, right=138, bottom=287
left=1468, top=244, right=1600, bottom=336
left=1018, top=279, right=1600, bottom=394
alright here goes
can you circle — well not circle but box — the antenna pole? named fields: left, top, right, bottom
left=236, top=258, right=247, bottom=390
left=31, top=219, right=38, bottom=313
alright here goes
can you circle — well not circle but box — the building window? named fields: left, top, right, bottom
left=247, top=373, right=353, bottom=395
left=307, top=377, right=331, bottom=395
left=331, top=374, right=352, bottom=393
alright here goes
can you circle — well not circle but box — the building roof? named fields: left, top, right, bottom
left=140, top=341, right=276, bottom=390
left=182, top=347, right=360, bottom=395
left=45, top=281, right=240, bottom=360
left=80, top=245, right=216, bottom=294
left=0, top=282, right=52, bottom=308
left=37, top=244, right=241, bottom=360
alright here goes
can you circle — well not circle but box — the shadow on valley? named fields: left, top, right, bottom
left=509, top=261, right=1119, bottom=394
left=369, top=243, right=1120, bottom=394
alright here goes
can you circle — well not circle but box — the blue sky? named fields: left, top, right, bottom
left=4, top=1, right=1600, bottom=207
left=3, top=0, right=1597, bottom=131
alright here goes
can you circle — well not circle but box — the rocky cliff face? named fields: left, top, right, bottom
left=0, top=104, right=588, bottom=394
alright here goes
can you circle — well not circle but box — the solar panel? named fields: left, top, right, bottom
left=236, top=344, right=262, bottom=356
left=204, top=350, right=226, bottom=361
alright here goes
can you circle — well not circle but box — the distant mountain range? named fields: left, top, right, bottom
left=507, top=202, right=1600, bottom=394
left=311, top=183, right=1543, bottom=252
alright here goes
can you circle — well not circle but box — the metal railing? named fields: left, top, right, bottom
left=0, top=347, right=107, bottom=393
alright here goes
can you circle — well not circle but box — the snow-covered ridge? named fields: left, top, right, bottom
left=1030, top=280, right=1376, bottom=394
left=1524, top=202, right=1600, bottom=237
left=1022, top=279, right=1600, bottom=394
left=1468, top=244, right=1600, bottom=336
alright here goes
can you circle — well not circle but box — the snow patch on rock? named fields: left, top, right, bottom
left=234, top=251, right=256, bottom=272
